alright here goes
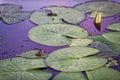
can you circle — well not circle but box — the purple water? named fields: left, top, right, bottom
left=0, top=0, right=120, bottom=79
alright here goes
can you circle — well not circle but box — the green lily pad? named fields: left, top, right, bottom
left=69, top=39, right=93, bottom=47
left=17, top=50, right=41, bottom=59
left=54, top=72, right=87, bottom=80
left=87, top=35, right=120, bottom=53
left=89, top=42, right=118, bottom=57
left=42, top=6, right=85, bottom=24
left=74, top=1, right=120, bottom=18
left=0, top=57, right=51, bottom=80
left=0, top=4, right=30, bottom=24
left=87, top=67, right=120, bottom=80
left=107, top=23, right=120, bottom=31
left=102, top=32, right=120, bottom=44
left=28, top=24, right=88, bottom=46
left=45, top=47, right=107, bottom=72
left=30, top=11, right=63, bottom=25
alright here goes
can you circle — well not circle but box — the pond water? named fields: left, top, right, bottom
left=0, top=0, right=120, bottom=80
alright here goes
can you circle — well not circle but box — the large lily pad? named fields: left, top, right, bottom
left=45, top=47, right=107, bottom=72
left=54, top=72, right=87, bottom=80
left=102, top=32, right=120, bottom=44
left=74, top=1, right=120, bottom=18
left=69, top=38, right=93, bottom=47
left=87, top=67, right=120, bottom=80
left=0, top=57, right=51, bottom=80
left=107, top=23, right=120, bottom=31
left=30, top=11, right=63, bottom=25
left=0, top=4, right=30, bottom=24
left=89, top=42, right=118, bottom=57
left=38, top=6, right=85, bottom=24
left=28, top=24, right=88, bottom=46
left=87, top=35, right=120, bottom=53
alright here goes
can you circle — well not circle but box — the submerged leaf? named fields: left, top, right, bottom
left=87, top=67, right=120, bottom=80
left=0, top=57, right=51, bottom=80
left=28, top=24, right=88, bottom=46
left=69, top=39, right=93, bottom=47
left=0, top=4, right=30, bottom=24
left=87, top=35, right=120, bottom=53
left=89, top=42, right=118, bottom=57
left=102, top=32, right=120, bottom=44
left=54, top=72, right=87, bottom=80
left=45, top=47, right=107, bottom=72
left=107, top=23, right=120, bottom=31
left=74, top=1, right=120, bottom=18
left=42, top=6, right=85, bottom=24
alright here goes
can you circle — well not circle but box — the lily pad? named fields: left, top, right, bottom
left=41, top=6, right=85, bottom=24
left=17, top=50, right=42, bottom=59
left=28, top=24, right=88, bottom=46
left=69, top=39, right=93, bottom=47
left=89, top=42, right=118, bottom=57
left=87, top=35, right=120, bottom=53
left=107, top=23, right=120, bottom=31
left=74, top=1, right=120, bottom=18
left=30, top=7, right=86, bottom=25
left=0, top=57, right=51, bottom=80
left=0, top=4, right=30, bottom=24
left=54, top=72, right=87, bottom=80
left=45, top=47, right=107, bottom=72
left=30, top=11, right=63, bottom=25
left=87, top=67, right=120, bottom=80
left=102, top=32, right=120, bottom=44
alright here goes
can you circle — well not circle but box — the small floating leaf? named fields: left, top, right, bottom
left=54, top=72, right=87, bottom=80
left=0, top=57, right=51, bottom=80
left=89, top=42, right=118, bottom=57
left=28, top=24, right=88, bottom=46
left=0, top=4, right=30, bottom=24
left=42, top=6, right=85, bottom=24
left=30, top=11, right=63, bottom=25
left=45, top=47, right=107, bottom=72
left=17, top=50, right=42, bottom=58
left=107, top=23, right=120, bottom=31
left=74, top=1, right=120, bottom=18
left=102, top=32, right=120, bottom=44
left=87, top=67, right=120, bottom=80
left=69, top=39, right=93, bottom=47
left=87, top=35, right=120, bottom=53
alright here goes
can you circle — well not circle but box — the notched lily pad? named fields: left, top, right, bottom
left=107, top=23, right=120, bottom=31
left=28, top=24, right=88, bottom=46
left=102, top=32, right=120, bottom=44
left=0, top=4, right=30, bottom=24
left=87, top=35, right=120, bottom=53
left=30, top=6, right=86, bottom=25
left=87, top=67, right=120, bottom=80
left=54, top=72, right=87, bottom=80
left=40, top=6, right=85, bottom=24
left=0, top=57, right=51, bottom=80
left=45, top=47, right=107, bottom=72
left=69, top=38, right=93, bottom=47
left=74, top=1, right=120, bottom=18
left=30, top=11, right=63, bottom=25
